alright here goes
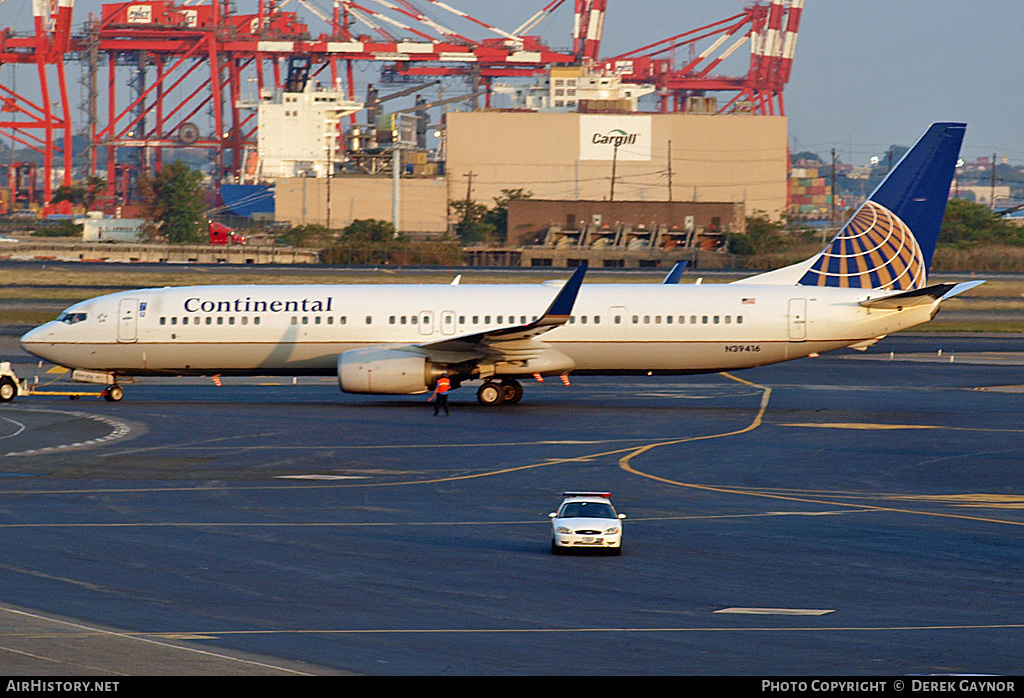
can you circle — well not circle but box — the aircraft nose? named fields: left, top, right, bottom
left=19, top=323, right=55, bottom=353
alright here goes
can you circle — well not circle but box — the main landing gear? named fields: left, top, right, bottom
left=476, top=378, right=524, bottom=406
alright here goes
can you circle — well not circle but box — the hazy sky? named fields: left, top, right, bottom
left=3, top=0, right=1021, bottom=165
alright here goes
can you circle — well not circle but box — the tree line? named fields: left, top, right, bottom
left=724, top=199, right=1024, bottom=272
left=279, top=219, right=463, bottom=266
left=38, top=160, right=1023, bottom=269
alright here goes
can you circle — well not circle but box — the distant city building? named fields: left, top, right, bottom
left=950, top=185, right=1012, bottom=205
left=495, top=66, right=656, bottom=113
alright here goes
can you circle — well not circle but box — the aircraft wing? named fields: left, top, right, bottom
left=416, top=265, right=587, bottom=363
left=859, top=280, right=984, bottom=309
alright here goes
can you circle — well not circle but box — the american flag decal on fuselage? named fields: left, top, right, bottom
left=797, top=201, right=926, bottom=291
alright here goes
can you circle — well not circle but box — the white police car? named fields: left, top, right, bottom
left=549, top=492, right=625, bottom=555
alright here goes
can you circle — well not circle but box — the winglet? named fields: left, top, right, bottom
left=859, top=280, right=985, bottom=309
left=662, top=261, right=688, bottom=284
left=417, top=265, right=588, bottom=353
left=540, top=264, right=587, bottom=323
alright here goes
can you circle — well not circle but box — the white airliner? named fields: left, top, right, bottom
left=7, top=122, right=980, bottom=406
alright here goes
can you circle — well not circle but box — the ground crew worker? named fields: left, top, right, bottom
left=430, top=373, right=451, bottom=416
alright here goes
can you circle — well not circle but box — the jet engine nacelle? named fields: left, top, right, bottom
left=338, top=347, right=443, bottom=395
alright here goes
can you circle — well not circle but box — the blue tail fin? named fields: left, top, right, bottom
left=798, top=122, right=966, bottom=290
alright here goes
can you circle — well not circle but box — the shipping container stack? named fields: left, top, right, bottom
left=404, top=151, right=438, bottom=176
left=788, top=167, right=833, bottom=220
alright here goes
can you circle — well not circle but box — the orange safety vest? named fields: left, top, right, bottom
left=436, top=377, right=451, bottom=394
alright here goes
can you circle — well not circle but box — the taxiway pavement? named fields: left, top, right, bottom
left=0, top=331, right=1023, bottom=675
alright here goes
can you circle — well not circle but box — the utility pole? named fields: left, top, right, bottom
left=667, top=140, right=673, bottom=202
left=462, top=171, right=475, bottom=235
left=392, top=145, right=401, bottom=235
left=830, top=147, right=836, bottom=233
left=326, top=149, right=334, bottom=231
left=991, top=152, right=997, bottom=211
left=609, top=142, right=619, bottom=201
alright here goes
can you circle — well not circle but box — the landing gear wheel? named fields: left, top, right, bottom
left=500, top=379, right=523, bottom=405
left=0, top=376, right=17, bottom=403
left=103, top=384, right=124, bottom=402
left=477, top=381, right=504, bottom=406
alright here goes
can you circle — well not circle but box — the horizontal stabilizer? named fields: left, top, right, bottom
left=859, top=280, right=984, bottom=309
left=847, top=337, right=885, bottom=351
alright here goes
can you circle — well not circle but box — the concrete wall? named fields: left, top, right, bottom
left=275, top=176, right=448, bottom=233
left=507, top=199, right=744, bottom=245
left=462, top=246, right=737, bottom=270
left=446, top=112, right=787, bottom=217
left=0, top=240, right=319, bottom=264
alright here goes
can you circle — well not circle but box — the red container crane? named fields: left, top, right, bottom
left=0, top=1, right=804, bottom=210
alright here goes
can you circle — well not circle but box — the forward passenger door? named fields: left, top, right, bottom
left=117, top=298, right=139, bottom=343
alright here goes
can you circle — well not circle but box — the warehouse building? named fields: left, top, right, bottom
left=445, top=111, right=788, bottom=218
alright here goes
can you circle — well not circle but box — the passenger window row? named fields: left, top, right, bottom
left=630, top=315, right=744, bottom=325
left=159, top=316, right=354, bottom=326
left=457, top=315, right=533, bottom=325
left=291, top=316, right=349, bottom=326
left=159, top=313, right=743, bottom=329
left=160, top=316, right=264, bottom=326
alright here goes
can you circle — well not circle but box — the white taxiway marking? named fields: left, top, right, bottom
left=0, top=606, right=312, bottom=675
left=274, top=475, right=371, bottom=480
left=3, top=408, right=131, bottom=456
left=0, top=416, right=26, bottom=440
left=714, top=608, right=835, bottom=616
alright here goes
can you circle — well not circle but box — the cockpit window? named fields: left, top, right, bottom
left=56, top=312, right=87, bottom=325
